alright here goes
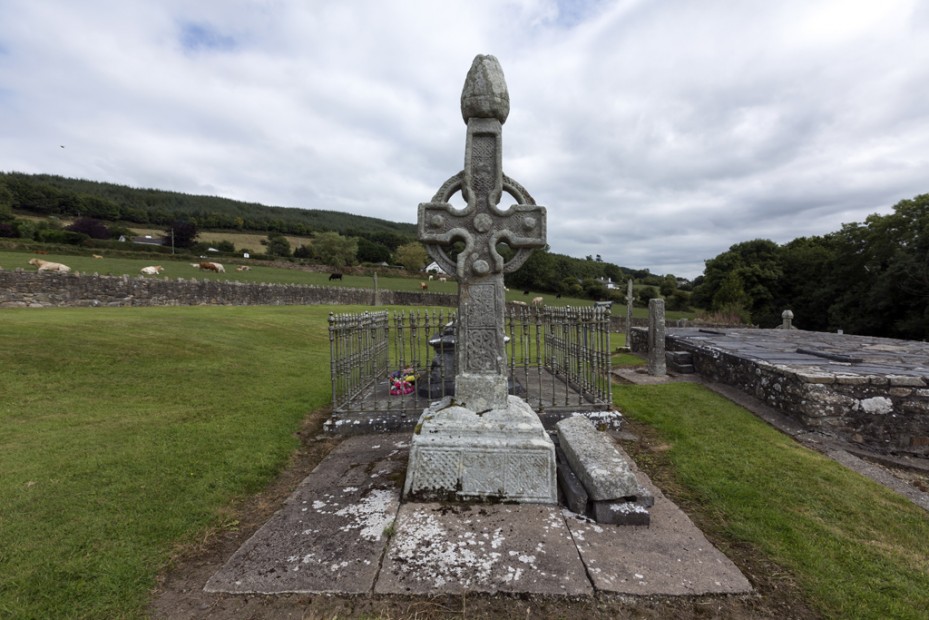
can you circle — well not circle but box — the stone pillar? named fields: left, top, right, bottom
left=625, top=278, right=634, bottom=349
left=781, top=309, right=794, bottom=329
left=647, top=298, right=666, bottom=376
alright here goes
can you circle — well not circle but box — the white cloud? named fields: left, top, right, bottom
left=1, top=0, right=927, bottom=278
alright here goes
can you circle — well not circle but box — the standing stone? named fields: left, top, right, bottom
left=625, top=279, right=634, bottom=349
left=647, top=298, right=666, bottom=376
left=404, top=55, right=556, bottom=504
left=780, top=309, right=794, bottom=329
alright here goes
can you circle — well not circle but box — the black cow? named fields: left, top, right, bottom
left=329, top=273, right=343, bottom=281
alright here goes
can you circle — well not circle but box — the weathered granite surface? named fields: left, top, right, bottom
left=404, top=396, right=557, bottom=503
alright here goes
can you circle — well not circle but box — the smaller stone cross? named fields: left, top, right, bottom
left=418, top=55, right=547, bottom=412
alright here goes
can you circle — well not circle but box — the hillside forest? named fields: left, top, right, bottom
left=0, top=172, right=658, bottom=302
left=1, top=172, right=927, bottom=340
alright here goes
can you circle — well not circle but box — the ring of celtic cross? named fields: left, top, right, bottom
left=424, top=171, right=540, bottom=277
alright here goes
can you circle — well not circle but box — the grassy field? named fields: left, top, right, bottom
left=0, top=305, right=354, bottom=618
left=615, top=383, right=929, bottom=620
left=1, top=248, right=691, bottom=317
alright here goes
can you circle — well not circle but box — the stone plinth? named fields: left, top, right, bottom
left=404, top=396, right=557, bottom=504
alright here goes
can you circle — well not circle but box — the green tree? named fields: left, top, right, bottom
left=313, top=231, right=358, bottom=268
left=357, top=237, right=392, bottom=264
left=395, top=242, right=428, bottom=272
left=694, top=239, right=783, bottom=326
left=507, top=246, right=555, bottom=292
left=262, top=232, right=291, bottom=257
left=0, top=182, right=12, bottom=219
left=165, top=219, right=198, bottom=249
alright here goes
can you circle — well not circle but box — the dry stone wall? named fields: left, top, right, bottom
left=631, top=326, right=929, bottom=457
left=0, top=269, right=455, bottom=309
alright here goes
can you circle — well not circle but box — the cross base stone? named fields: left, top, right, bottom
left=404, top=396, right=557, bottom=504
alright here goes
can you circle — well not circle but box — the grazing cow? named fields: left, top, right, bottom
left=510, top=300, right=528, bottom=307
left=438, top=276, right=447, bottom=282
left=523, top=290, right=530, bottom=295
left=329, top=273, right=343, bottom=281
left=28, top=258, right=71, bottom=273
left=198, top=261, right=225, bottom=273
left=235, top=265, right=251, bottom=272
left=140, top=265, right=163, bottom=275
left=92, top=254, right=103, bottom=259
left=531, top=296, right=544, bottom=306
left=556, top=293, right=562, bottom=299
left=420, top=282, right=428, bottom=290
left=428, top=274, right=434, bottom=281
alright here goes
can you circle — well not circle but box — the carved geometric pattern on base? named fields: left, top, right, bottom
left=414, top=449, right=461, bottom=491
left=460, top=451, right=507, bottom=495
left=506, top=452, right=553, bottom=497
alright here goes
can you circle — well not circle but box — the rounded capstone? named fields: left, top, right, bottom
left=461, top=54, right=510, bottom=124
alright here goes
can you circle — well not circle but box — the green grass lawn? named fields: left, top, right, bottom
left=0, top=305, right=362, bottom=619
left=615, top=383, right=929, bottom=620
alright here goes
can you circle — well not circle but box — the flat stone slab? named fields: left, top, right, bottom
left=668, top=328, right=929, bottom=379
left=204, top=437, right=407, bottom=594
left=206, top=433, right=752, bottom=598
left=565, top=468, right=752, bottom=595
left=376, top=502, right=592, bottom=596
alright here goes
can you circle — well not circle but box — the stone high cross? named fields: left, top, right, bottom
left=418, top=55, right=547, bottom=413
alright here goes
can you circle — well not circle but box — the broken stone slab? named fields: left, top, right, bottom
left=556, top=416, right=653, bottom=525
left=591, top=499, right=650, bottom=526
left=556, top=460, right=589, bottom=515
left=564, top=472, right=753, bottom=596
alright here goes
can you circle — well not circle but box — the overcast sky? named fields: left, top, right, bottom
left=2, top=0, right=927, bottom=278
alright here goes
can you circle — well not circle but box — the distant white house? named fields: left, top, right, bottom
left=596, top=277, right=618, bottom=290
left=425, top=261, right=447, bottom=275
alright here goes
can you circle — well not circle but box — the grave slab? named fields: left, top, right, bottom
left=565, top=469, right=752, bottom=596
left=204, top=436, right=407, bottom=594
left=375, top=502, right=592, bottom=596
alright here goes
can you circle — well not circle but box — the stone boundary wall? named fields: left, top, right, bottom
left=630, top=326, right=929, bottom=457
left=0, top=269, right=455, bottom=308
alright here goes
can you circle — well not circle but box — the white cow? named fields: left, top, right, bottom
left=140, top=265, right=164, bottom=275
left=29, top=258, right=71, bottom=273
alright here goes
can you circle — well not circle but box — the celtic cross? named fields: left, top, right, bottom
left=417, top=55, right=547, bottom=412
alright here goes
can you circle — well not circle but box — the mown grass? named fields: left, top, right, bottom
left=614, top=383, right=929, bottom=620
left=0, top=305, right=374, bottom=619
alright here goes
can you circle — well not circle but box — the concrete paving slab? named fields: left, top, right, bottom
left=565, top=465, right=752, bottom=596
left=376, top=502, right=593, bottom=596
left=204, top=436, right=407, bottom=594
